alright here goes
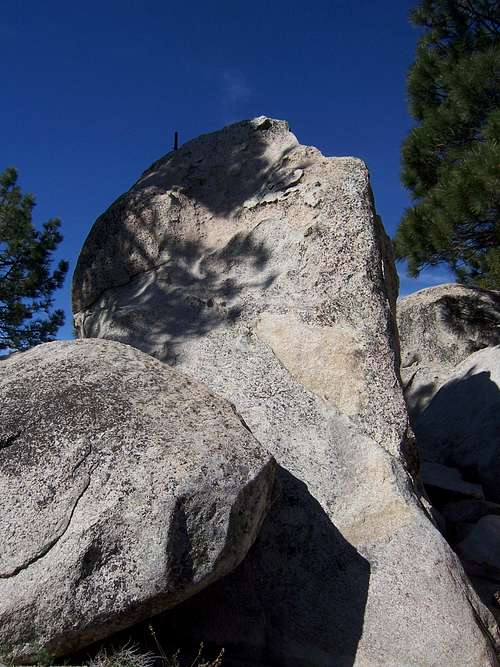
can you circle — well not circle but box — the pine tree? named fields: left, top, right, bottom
left=394, top=0, right=500, bottom=289
left=0, top=167, right=68, bottom=352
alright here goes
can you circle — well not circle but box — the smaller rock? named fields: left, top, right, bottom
left=421, top=462, right=484, bottom=502
left=397, top=283, right=500, bottom=417
left=414, top=346, right=500, bottom=503
left=0, top=339, right=276, bottom=661
left=454, top=522, right=477, bottom=543
left=457, top=515, right=500, bottom=582
left=442, top=499, right=500, bottom=525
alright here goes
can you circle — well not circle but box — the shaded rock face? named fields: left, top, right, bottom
left=397, top=283, right=500, bottom=417
left=0, top=340, right=275, bottom=663
left=73, top=119, right=498, bottom=665
left=414, top=346, right=500, bottom=503
left=399, top=288, right=500, bottom=637
left=457, top=515, right=500, bottom=582
left=421, top=461, right=485, bottom=502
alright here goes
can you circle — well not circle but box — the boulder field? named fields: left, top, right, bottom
left=70, top=118, right=499, bottom=665
left=1, top=118, right=498, bottom=666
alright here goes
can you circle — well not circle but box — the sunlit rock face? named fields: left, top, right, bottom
left=73, top=118, right=499, bottom=666
left=397, top=283, right=500, bottom=418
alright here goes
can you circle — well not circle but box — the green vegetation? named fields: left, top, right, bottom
left=394, top=0, right=500, bottom=288
left=0, top=167, right=68, bottom=352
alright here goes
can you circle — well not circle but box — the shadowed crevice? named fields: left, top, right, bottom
left=415, top=367, right=500, bottom=502
left=64, top=467, right=370, bottom=667
left=149, top=467, right=370, bottom=667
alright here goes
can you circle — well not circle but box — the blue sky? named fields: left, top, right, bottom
left=1, top=0, right=454, bottom=339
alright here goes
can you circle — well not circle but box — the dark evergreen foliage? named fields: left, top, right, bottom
left=394, top=0, right=500, bottom=288
left=0, top=167, right=68, bottom=351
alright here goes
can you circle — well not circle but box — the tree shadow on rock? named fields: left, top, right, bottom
left=150, top=466, right=370, bottom=667
left=136, top=118, right=301, bottom=217
left=74, top=118, right=311, bottom=320
left=81, top=227, right=278, bottom=364
left=438, top=291, right=500, bottom=351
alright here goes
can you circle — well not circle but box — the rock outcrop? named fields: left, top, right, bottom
left=399, top=286, right=500, bottom=636
left=72, top=118, right=499, bottom=665
left=411, top=344, right=500, bottom=626
left=397, top=283, right=500, bottom=417
left=0, top=339, right=275, bottom=663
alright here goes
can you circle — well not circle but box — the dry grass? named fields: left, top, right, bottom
left=0, top=626, right=224, bottom=667
left=87, top=643, right=155, bottom=667
left=86, top=634, right=224, bottom=667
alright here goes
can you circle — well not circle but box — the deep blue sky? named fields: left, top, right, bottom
left=1, top=0, right=453, bottom=339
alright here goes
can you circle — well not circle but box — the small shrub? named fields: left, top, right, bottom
left=87, top=642, right=155, bottom=667
left=148, top=624, right=224, bottom=667
left=85, top=636, right=224, bottom=667
left=34, top=649, right=56, bottom=666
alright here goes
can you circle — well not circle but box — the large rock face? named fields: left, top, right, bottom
left=0, top=339, right=275, bottom=663
left=73, top=118, right=499, bottom=665
left=397, top=283, right=500, bottom=417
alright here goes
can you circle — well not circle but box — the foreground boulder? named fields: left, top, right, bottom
left=0, top=339, right=275, bottom=663
left=73, top=118, right=499, bottom=665
left=397, top=283, right=500, bottom=417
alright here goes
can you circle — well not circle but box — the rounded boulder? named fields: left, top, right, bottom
left=0, top=339, right=275, bottom=663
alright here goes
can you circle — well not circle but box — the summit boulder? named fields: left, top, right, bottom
left=73, top=118, right=499, bottom=666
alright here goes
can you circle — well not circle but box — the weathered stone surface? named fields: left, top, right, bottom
left=73, top=118, right=499, bottom=665
left=0, top=339, right=275, bottom=663
left=397, top=284, right=500, bottom=417
left=458, top=516, right=500, bottom=582
left=471, top=577, right=500, bottom=628
left=73, top=117, right=405, bottom=452
left=414, top=346, right=500, bottom=503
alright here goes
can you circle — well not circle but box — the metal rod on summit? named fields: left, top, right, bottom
left=173, top=131, right=179, bottom=150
